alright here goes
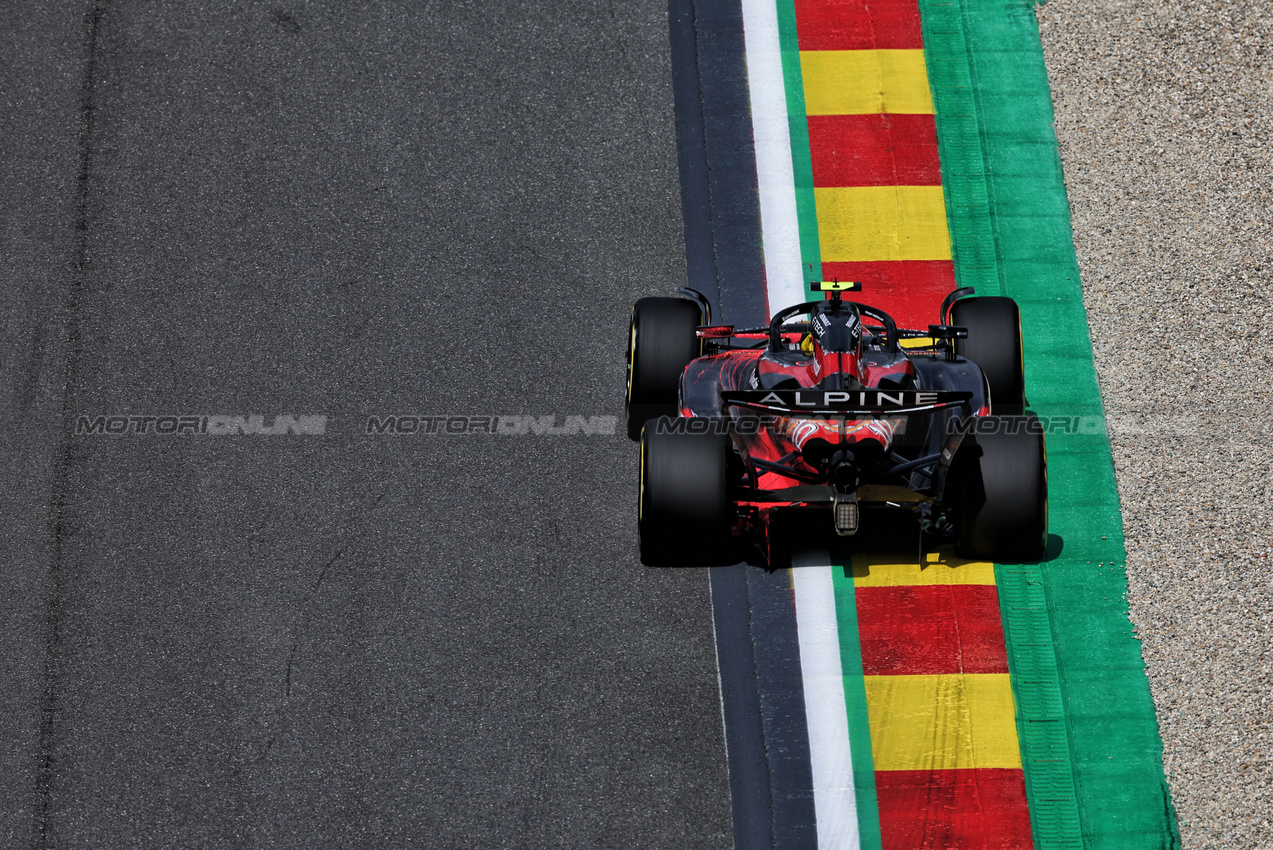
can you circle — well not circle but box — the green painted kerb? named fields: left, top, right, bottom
left=830, top=563, right=883, bottom=850
left=917, top=0, right=1181, bottom=847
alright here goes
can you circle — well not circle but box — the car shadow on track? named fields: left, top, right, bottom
left=718, top=511, right=1066, bottom=571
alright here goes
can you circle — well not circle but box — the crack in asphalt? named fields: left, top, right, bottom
left=282, top=486, right=390, bottom=701
left=34, top=3, right=111, bottom=847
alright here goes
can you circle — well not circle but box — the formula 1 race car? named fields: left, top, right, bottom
left=626, top=282, right=1047, bottom=566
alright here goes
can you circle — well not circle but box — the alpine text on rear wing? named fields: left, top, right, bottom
left=722, top=390, right=973, bottom=415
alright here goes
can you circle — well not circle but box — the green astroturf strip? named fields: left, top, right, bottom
left=830, top=564, right=884, bottom=850
left=918, top=0, right=1181, bottom=847
left=774, top=0, right=823, bottom=281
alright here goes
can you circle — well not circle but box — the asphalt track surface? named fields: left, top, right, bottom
left=1, top=3, right=733, bottom=847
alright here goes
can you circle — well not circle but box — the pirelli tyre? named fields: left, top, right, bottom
left=950, top=414, right=1048, bottom=561
left=951, top=296, right=1026, bottom=414
left=626, top=297, right=703, bottom=441
left=638, top=417, right=730, bottom=566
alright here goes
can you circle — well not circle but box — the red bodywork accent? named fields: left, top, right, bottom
left=755, top=346, right=916, bottom=395
left=690, top=345, right=923, bottom=559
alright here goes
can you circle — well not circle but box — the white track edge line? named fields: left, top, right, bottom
left=741, top=0, right=808, bottom=313
left=742, top=2, right=860, bottom=845
left=791, top=554, right=861, bottom=850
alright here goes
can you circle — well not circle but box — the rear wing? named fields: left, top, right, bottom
left=722, top=389, right=973, bottom=416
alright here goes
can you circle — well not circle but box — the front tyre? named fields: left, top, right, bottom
left=950, top=414, right=1047, bottom=561
left=951, top=296, right=1026, bottom=414
left=639, top=417, right=730, bottom=566
left=626, top=297, right=703, bottom=440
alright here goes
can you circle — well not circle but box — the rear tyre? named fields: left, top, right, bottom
left=950, top=415, right=1047, bottom=561
left=639, top=417, right=730, bottom=566
left=951, top=296, right=1025, bottom=414
left=626, top=297, right=703, bottom=440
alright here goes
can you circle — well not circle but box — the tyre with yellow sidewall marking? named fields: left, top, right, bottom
left=626, top=297, right=702, bottom=440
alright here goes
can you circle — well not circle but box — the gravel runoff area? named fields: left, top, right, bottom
left=1036, top=1, right=1273, bottom=846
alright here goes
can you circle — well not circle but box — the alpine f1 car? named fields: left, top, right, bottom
left=626, top=282, right=1047, bottom=566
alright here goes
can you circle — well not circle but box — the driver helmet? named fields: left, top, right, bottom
left=808, top=301, right=865, bottom=388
